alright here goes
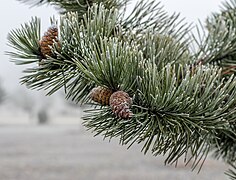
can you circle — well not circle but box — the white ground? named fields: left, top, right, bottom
left=0, top=124, right=229, bottom=180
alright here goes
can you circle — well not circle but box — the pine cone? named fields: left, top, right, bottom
left=39, top=25, right=60, bottom=59
left=109, top=91, right=133, bottom=119
left=90, top=86, right=113, bottom=105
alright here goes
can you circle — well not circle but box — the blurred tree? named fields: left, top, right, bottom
left=37, top=108, right=49, bottom=124
left=0, top=80, right=5, bottom=105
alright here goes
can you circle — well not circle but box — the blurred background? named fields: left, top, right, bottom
left=0, top=0, right=230, bottom=179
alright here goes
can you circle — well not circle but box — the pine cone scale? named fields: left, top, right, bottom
left=90, top=86, right=113, bottom=105
left=90, top=87, right=133, bottom=119
left=109, top=91, right=133, bottom=119
left=39, top=26, right=59, bottom=58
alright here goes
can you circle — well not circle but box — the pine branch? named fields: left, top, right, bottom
left=7, top=1, right=236, bottom=177
left=83, top=63, right=236, bottom=170
left=226, top=162, right=236, bottom=180
left=120, top=0, right=191, bottom=43
left=137, top=31, right=191, bottom=70
left=17, top=0, right=129, bottom=14
left=59, top=4, right=128, bottom=101
left=212, top=124, right=236, bottom=164
left=221, top=0, right=236, bottom=12
left=194, top=0, right=236, bottom=76
left=6, top=17, right=41, bottom=64
left=73, top=36, right=141, bottom=91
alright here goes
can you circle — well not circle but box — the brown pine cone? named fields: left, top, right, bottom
left=39, top=25, right=60, bottom=59
left=90, top=86, right=113, bottom=106
left=109, top=91, right=133, bottom=119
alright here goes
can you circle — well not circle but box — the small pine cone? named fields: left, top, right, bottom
left=109, top=91, right=133, bottom=119
left=90, top=86, right=113, bottom=105
left=39, top=25, right=60, bottom=58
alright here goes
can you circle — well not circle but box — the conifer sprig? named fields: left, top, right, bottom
left=6, top=17, right=41, bottom=64
left=226, top=162, right=236, bottom=180
left=83, top=63, right=236, bottom=170
left=194, top=0, right=236, bottom=77
left=6, top=1, right=236, bottom=178
left=17, top=0, right=129, bottom=15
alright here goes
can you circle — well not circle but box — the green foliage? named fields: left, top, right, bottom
left=74, top=37, right=140, bottom=91
left=120, top=1, right=190, bottom=39
left=191, top=1, right=236, bottom=176
left=137, top=32, right=191, bottom=70
left=83, top=63, right=236, bottom=171
left=6, top=0, right=236, bottom=178
left=213, top=123, right=236, bottom=159
left=6, top=17, right=41, bottom=64
left=17, top=0, right=129, bottom=15
left=226, top=162, right=236, bottom=180
left=194, top=0, right=236, bottom=77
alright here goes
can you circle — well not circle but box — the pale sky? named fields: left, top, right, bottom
left=0, top=0, right=224, bottom=93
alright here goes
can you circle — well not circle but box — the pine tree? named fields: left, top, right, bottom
left=0, top=80, right=5, bottom=104
left=6, top=0, right=236, bottom=179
